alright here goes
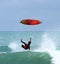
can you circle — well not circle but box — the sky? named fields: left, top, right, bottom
left=0, top=0, right=60, bottom=31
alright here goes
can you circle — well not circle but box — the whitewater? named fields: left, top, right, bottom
left=34, top=33, right=60, bottom=64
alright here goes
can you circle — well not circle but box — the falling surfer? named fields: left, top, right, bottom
left=21, top=38, right=31, bottom=50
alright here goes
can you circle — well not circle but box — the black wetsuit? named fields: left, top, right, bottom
left=21, top=40, right=31, bottom=50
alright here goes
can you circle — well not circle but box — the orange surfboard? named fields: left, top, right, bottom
left=20, top=19, right=42, bottom=25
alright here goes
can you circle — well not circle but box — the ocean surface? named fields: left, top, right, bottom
left=0, top=31, right=60, bottom=64
left=0, top=51, right=52, bottom=64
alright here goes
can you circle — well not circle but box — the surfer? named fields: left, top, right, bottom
left=21, top=38, right=31, bottom=50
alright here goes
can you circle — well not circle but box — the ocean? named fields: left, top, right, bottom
left=0, top=31, right=60, bottom=64
left=0, top=51, right=52, bottom=64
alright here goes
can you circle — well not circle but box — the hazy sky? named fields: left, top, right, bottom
left=0, top=0, right=60, bottom=31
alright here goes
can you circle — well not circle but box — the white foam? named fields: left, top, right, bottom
left=8, top=42, right=23, bottom=52
left=33, top=33, right=60, bottom=64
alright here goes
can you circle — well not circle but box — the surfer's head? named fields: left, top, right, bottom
left=21, top=45, right=24, bottom=48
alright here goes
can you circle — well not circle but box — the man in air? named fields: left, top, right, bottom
left=21, top=38, right=31, bottom=50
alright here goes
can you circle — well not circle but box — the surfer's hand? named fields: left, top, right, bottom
left=21, top=39, right=23, bottom=42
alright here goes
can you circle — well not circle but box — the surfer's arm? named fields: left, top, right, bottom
left=28, top=38, right=31, bottom=45
left=21, top=39, right=27, bottom=45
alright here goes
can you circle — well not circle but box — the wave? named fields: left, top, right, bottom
left=0, top=46, right=11, bottom=53
left=0, top=51, right=52, bottom=64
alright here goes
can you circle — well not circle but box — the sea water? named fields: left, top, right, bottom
left=0, top=31, right=60, bottom=64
